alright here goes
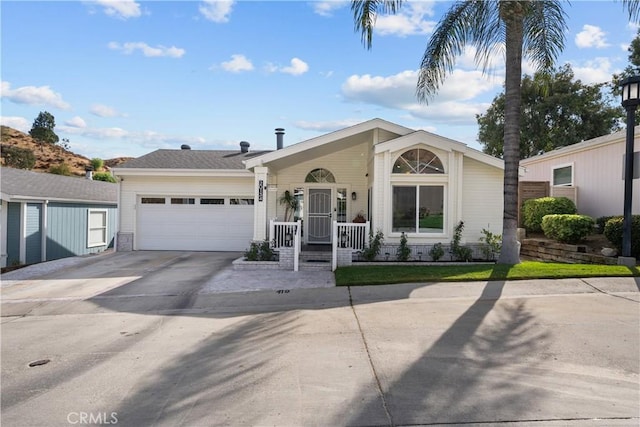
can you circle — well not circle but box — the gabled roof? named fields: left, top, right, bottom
left=115, top=148, right=271, bottom=170
left=1, top=167, right=117, bottom=203
left=244, top=118, right=414, bottom=169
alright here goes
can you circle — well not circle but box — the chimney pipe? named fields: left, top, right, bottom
left=275, top=128, right=285, bottom=150
left=240, top=141, right=250, bottom=153
left=85, top=166, right=93, bottom=180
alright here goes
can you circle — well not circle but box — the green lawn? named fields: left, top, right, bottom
left=335, top=261, right=640, bottom=286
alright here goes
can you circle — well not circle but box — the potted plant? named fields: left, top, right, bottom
left=279, top=190, right=299, bottom=222
left=352, top=212, right=366, bottom=223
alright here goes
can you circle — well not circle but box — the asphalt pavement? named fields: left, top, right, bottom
left=1, top=251, right=639, bottom=426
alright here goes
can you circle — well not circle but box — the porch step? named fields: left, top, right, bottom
left=299, top=251, right=332, bottom=271
left=299, top=251, right=332, bottom=262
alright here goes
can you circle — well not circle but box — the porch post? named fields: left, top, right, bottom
left=253, top=167, right=269, bottom=241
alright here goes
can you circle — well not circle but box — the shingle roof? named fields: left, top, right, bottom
left=1, top=167, right=117, bottom=203
left=115, top=149, right=272, bottom=170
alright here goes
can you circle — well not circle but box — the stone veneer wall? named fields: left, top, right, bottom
left=520, top=238, right=618, bottom=265
left=116, top=232, right=133, bottom=252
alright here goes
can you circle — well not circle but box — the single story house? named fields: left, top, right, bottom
left=1, top=167, right=118, bottom=268
left=520, top=126, right=640, bottom=219
left=112, top=118, right=505, bottom=256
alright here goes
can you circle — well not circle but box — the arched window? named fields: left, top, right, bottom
left=305, top=168, right=336, bottom=183
left=393, top=149, right=444, bottom=174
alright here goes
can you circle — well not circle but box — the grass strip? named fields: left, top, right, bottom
left=335, top=261, right=640, bottom=286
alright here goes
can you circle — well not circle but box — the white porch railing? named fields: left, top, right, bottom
left=332, top=221, right=370, bottom=271
left=269, top=220, right=301, bottom=271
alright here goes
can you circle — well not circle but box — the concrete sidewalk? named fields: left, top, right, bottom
left=2, top=277, right=639, bottom=426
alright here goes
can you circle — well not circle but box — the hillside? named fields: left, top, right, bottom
left=0, top=126, right=132, bottom=176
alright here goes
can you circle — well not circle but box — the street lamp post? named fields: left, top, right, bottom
left=620, top=76, right=640, bottom=262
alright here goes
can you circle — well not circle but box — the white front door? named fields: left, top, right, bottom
left=307, top=188, right=332, bottom=244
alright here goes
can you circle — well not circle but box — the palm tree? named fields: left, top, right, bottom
left=352, top=0, right=567, bottom=264
left=623, top=0, right=640, bottom=21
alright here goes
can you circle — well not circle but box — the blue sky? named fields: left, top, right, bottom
left=1, top=1, right=637, bottom=160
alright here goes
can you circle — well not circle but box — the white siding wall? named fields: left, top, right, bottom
left=271, top=142, right=370, bottom=222
left=372, top=144, right=497, bottom=245
left=522, top=141, right=640, bottom=218
left=461, top=157, right=504, bottom=242
left=119, top=175, right=254, bottom=234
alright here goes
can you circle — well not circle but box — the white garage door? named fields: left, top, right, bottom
left=137, top=196, right=254, bottom=251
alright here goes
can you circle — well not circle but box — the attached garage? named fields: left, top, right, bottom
left=113, top=147, right=264, bottom=252
left=136, top=196, right=254, bottom=251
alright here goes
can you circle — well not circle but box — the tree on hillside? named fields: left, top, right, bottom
left=478, top=64, right=623, bottom=158
left=352, top=0, right=567, bottom=264
left=29, top=111, right=59, bottom=148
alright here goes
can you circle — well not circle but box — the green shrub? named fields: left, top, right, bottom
left=90, top=158, right=104, bottom=171
left=362, top=229, right=384, bottom=261
left=396, top=232, right=411, bottom=261
left=595, top=216, right=616, bottom=234
left=49, top=163, right=72, bottom=176
left=541, top=214, right=594, bottom=244
left=1, top=145, right=36, bottom=169
left=244, top=241, right=275, bottom=261
left=522, top=197, right=577, bottom=233
left=604, top=216, right=640, bottom=258
left=451, top=221, right=473, bottom=261
left=479, top=228, right=502, bottom=261
left=92, top=172, right=116, bottom=183
left=429, top=243, right=444, bottom=261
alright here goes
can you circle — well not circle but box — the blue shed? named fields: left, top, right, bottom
left=1, top=167, right=117, bottom=268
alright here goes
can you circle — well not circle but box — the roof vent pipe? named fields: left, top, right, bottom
left=181, top=144, right=191, bottom=150
left=240, top=141, right=250, bottom=153
left=275, top=128, right=285, bottom=150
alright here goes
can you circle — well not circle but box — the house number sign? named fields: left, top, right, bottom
left=258, top=180, right=264, bottom=202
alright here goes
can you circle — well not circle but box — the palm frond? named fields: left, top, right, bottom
left=417, top=1, right=494, bottom=103
left=622, top=0, right=640, bottom=22
left=351, top=0, right=403, bottom=50
left=522, top=0, right=568, bottom=71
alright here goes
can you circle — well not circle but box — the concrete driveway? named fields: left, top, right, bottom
left=1, top=250, right=335, bottom=317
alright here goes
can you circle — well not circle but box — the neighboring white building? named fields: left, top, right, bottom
left=520, top=126, right=640, bottom=219
left=112, top=118, right=504, bottom=252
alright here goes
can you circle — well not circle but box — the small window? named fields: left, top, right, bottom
left=393, top=149, right=445, bottom=174
left=171, top=198, right=195, bottom=205
left=230, top=198, right=255, bottom=205
left=141, top=197, right=165, bottom=204
left=200, top=198, right=225, bottom=205
left=553, top=165, right=572, bottom=186
left=305, top=168, right=336, bottom=183
left=88, top=210, right=108, bottom=247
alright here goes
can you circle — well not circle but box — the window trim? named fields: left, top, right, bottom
left=552, top=163, right=574, bottom=186
left=87, top=209, right=108, bottom=248
left=390, top=184, right=446, bottom=236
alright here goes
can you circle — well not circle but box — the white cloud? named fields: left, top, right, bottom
left=374, top=1, right=436, bottom=37
left=1, top=81, right=71, bottom=110
left=265, top=58, right=310, bottom=76
left=88, top=0, right=141, bottom=19
left=571, top=57, right=615, bottom=84
left=108, top=42, right=185, bottom=58
left=575, top=25, right=609, bottom=49
left=90, top=104, right=124, bottom=118
left=341, top=68, right=500, bottom=125
left=199, top=0, right=234, bottom=23
left=312, top=1, right=347, bottom=17
left=0, top=116, right=30, bottom=133
left=281, top=58, right=309, bottom=76
left=220, top=54, right=254, bottom=72
left=65, top=116, right=87, bottom=128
